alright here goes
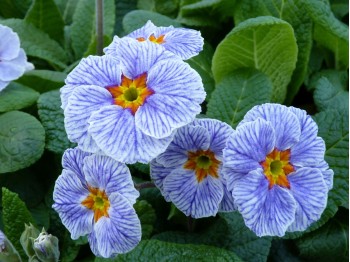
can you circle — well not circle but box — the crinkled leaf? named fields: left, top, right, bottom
left=0, top=19, right=68, bottom=69
left=212, top=16, right=298, bottom=103
left=153, top=212, right=272, bottom=262
left=308, top=69, right=348, bottom=91
left=268, top=239, right=301, bottom=262
left=115, top=0, right=138, bottom=36
left=2, top=187, right=35, bottom=259
left=37, top=90, right=75, bottom=154
left=206, top=68, right=273, bottom=128
left=233, top=0, right=313, bottom=104
left=134, top=200, right=156, bottom=239
left=16, top=69, right=66, bottom=93
left=0, top=82, right=39, bottom=113
left=137, top=0, right=179, bottom=18
left=25, top=0, right=65, bottom=43
left=331, top=0, right=349, bottom=20
left=0, top=111, right=45, bottom=173
left=0, top=0, right=32, bottom=18
left=114, top=239, right=242, bottom=261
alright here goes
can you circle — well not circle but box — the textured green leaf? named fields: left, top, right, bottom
left=313, top=77, right=349, bottom=112
left=123, top=10, right=181, bottom=34
left=137, top=0, right=179, bottom=18
left=16, top=69, right=66, bottom=93
left=206, top=68, right=273, bottom=128
left=304, top=0, right=349, bottom=69
left=37, top=90, right=75, bottom=154
left=308, top=69, right=348, bottom=91
left=115, top=0, right=138, bottom=36
left=0, top=111, right=45, bottom=173
left=153, top=212, right=272, bottom=262
left=134, top=200, right=156, bottom=240
left=25, top=0, right=65, bottom=43
left=0, top=19, right=68, bottom=69
left=0, top=0, right=32, bottom=18
left=212, top=16, right=298, bottom=103
left=2, top=187, right=35, bottom=259
left=70, top=0, right=115, bottom=59
left=115, top=239, right=242, bottom=261
left=0, top=82, right=39, bottom=113
left=268, top=239, right=301, bottom=262
left=331, top=0, right=349, bottom=20
left=233, top=0, right=312, bottom=104
left=62, top=0, right=78, bottom=24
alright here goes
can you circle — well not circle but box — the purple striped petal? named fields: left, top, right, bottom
left=52, top=170, right=93, bottom=239
left=83, top=154, right=139, bottom=205
left=291, top=136, right=325, bottom=167
left=311, top=160, right=334, bottom=190
left=164, top=169, right=224, bottom=218
left=219, top=173, right=236, bottom=212
left=232, top=169, right=296, bottom=237
left=150, top=160, right=172, bottom=201
left=127, top=20, right=157, bottom=39
left=87, top=232, right=101, bottom=257
left=0, top=49, right=27, bottom=81
left=287, top=167, right=328, bottom=232
left=0, top=24, right=20, bottom=60
left=62, top=148, right=91, bottom=184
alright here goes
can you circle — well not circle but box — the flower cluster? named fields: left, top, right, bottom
left=0, top=24, right=33, bottom=91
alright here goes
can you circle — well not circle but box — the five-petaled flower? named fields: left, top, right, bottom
left=0, top=24, right=34, bottom=91
left=104, top=20, right=204, bottom=60
left=61, top=38, right=205, bottom=164
left=150, top=118, right=236, bottom=218
left=223, top=103, right=333, bottom=237
left=52, top=148, right=141, bottom=258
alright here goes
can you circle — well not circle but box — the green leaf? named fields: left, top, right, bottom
left=268, top=239, right=302, bottom=262
left=134, top=200, right=156, bottom=240
left=115, top=0, right=138, bottom=36
left=114, top=239, right=242, bottom=261
left=62, top=0, right=78, bottom=25
left=0, top=111, right=45, bottom=173
left=304, top=0, right=349, bottom=69
left=206, top=68, right=273, bottom=128
left=187, top=42, right=215, bottom=100
left=0, top=82, right=39, bottom=113
left=233, top=0, right=313, bottom=104
left=70, top=0, right=115, bottom=59
left=123, top=10, right=181, bottom=34
left=16, top=69, right=66, bottom=93
left=0, top=19, right=68, bottom=69
left=25, top=0, right=65, bottom=43
left=212, top=16, right=298, bottom=103
left=153, top=212, right=272, bottom=262
left=138, top=0, right=179, bottom=18
left=308, top=69, right=348, bottom=91
left=313, top=77, right=349, bottom=112
left=2, top=187, right=35, bottom=259
left=331, top=0, right=349, bottom=20
left=37, top=90, right=75, bottom=154
left=0, top=0, right=32, bottom=18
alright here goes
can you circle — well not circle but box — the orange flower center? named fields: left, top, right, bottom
left=136, top=34, right=165, bottom=44
left=261, top=148, right=294, bottom=189
left=184, top=149, right=221, bottom=183
left=81, top=187, right=110, bottom=222
left=107, top=73, right=153, bottom=114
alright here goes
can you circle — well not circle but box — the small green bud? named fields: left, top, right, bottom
left=20, top=223, right=40, bottom=258
left=33, top=229, right=60, bottom=262
left=0, top=230, right=22, bottom=262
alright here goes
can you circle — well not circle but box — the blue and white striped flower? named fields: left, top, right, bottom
left=150, top=118, right=236, bottom=218
left=223, top=103, right=333, bottom=237
left=61, top=38, right=205, bottom=163
left=104, top=20, right=204, bottom=60
left=0, top=24, right=34, bottom=91
left=52, top=148, right=141, bottom=258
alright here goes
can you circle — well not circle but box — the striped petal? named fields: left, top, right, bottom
left=156, top=125, right=210, bottom=167
left=150, top=160, right=172, bottom=201
left=287, top=167, right=328, bottom=232
left=0, top=49, right=27, bottom=81
left=232, top=169, right=296, bottom=237
left=83, top=154, right=139, bottom=205
left=240, top=103, right=301, bottom=150
left=52, top=170, right=93, bottom=240
left=62, top=148, right=91, bottom=184
left=64, top=85, right=112, bottom=153
left=127, top=20, right=157, bottom=39
left=88, top=105, right=173, bottom=164
left=311, top=160, right=334, bottom=190
left=164, top=169, right=224, bottom=218
left=291, top=136, right=325, bottom=167
left=0, top=24, right=20, bottom=60
left=92, top=193, right=141, bottom=258
left=219, top=173, right=236, bottom=212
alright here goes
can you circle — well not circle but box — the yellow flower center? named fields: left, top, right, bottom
left=107, top=73, right=153, bottom=114
left=184, top=149, right=221, bottom=183
left=261, top=148, right=294, bottom=189
left=81, top=187, right=110, bottom=222
left=136, top=34, right=165, bottom=44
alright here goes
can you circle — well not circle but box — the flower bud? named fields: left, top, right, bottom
left=0, top=230, right=22, bottom=262
left=20, top=223, right=40, bottom=258
left=33, top=229, right=59, bottom=262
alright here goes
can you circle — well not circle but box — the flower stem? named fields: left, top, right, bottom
left=134, top=181, right=156, bottom=191
left=96, top=0, right=104, bottom=55
left=187, top=216, right=195, bottom=233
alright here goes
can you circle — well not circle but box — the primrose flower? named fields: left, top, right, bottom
left=52, top=148, right=141, bottom=258
left=223, top=103, right=333, bottom=237
left=0, top=24, right=34, bottom=91
left=150, top=118, right=236, bottom=218
left=104, top=20, right=204, bottom=60
left=61, top=38, right=205, bottom=163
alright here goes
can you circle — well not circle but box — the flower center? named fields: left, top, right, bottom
left=260, top=148, right=294, bottom=189
left=184, top=149, right=221, bottom=183
left=136, top=34, right=165, bottom=44
left=81, top=186, right=110, bottom=222
left=107, top=73, right=154, bottom=114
